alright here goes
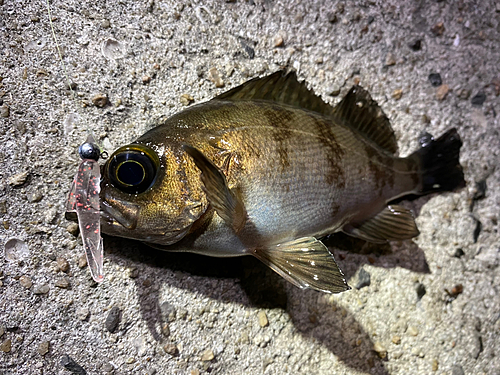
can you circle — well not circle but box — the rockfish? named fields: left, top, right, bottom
left=97, top=70, right=464, bottom=293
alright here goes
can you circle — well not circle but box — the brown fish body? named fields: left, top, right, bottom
left=99, top=71, right=464, bottom=293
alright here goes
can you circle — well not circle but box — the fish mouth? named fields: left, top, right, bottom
left=100, top=199, right=140, bottom=230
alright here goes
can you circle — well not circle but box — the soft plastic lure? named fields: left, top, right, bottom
left=66, top=135, right=104, bottom=282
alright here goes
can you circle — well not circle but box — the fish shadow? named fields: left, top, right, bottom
left=101, top=191, right=437, bottom=374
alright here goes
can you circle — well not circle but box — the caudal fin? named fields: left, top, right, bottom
left=411, top=128, right=465, bottom=194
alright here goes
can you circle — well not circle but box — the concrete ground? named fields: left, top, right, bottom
left=1, top=0, right=499, bottom=374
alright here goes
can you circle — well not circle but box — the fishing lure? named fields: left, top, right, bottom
left=66, top=135, right=105, bottom=282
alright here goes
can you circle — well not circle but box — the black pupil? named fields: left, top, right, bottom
left=117, top=161, right=144, bottom=186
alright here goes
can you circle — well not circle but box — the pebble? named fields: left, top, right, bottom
left=5, top=239, right=30, bottom=261
left=201, top=349, right=215, bottom=361
left=431, top=22, right=445, bottom=36
left=125, top=357, right=135, bottom=364
left=329, top=85, right=341, bottom=96
left=0, top=339, right=12, bottom=352
left=385, top=53, right=396, bottom=66
left=0, top=104, right=9, bottom=117
left=27, top=190, right=43, bottom=203
left=78, top=254, right=87, bottom=268
left=101, top=19, right=110, bottom=28
left=180, top=94, right=194, bottom=106
left=92, top=94, right=108, bottom=108
left=102, top=362, right=114, bottom=373
left=392, top=89, right=403, bottom=100
left=19, top=275, right=32, bottom=288
left=8, top=172, right=29, bottom=187
left=208, top=67, right=224, bottom=88
left=273, top=35, right=284, bottom=47
left=33, top=284, right=50, bottom=295
left=60, top=354, right=87, bottom=375
left=57, top=257, right=70, bottom=273
left=163, top=343, right=179, bottom=356
left=454, top=248, right=465, bottom=258
left=431, top=358, right=439, bottom=371
left=407, top=326, right=419, bottom=336
left=355, top=268, right=371, bottom=289
left=191, top=370, right=200, bottom=375
left=76, top=307, right=90, bottom=321
left=459, top=89, right=471, bottom=100
left=258, top=311, right=269, bottom=327
left=37, top=341, right=49, bottom=356
left=160, top=302, right=177, bottom=322
left=451, top=364, right=465, bottom=375
left=471, top=91, right=486, bottom=106
left=408, top=39, right=422, bottom=51
left=161, top=323, right=170, bottom=337
left=435, top=84, right=450, bottom=100
left=0, top=326, right=4, bottom=337
left=66, top=223, right=79, bottom=236
left=105, top=306, right=121, bottom=333
left=126, top=267, right=139, bottom=278
left=391, top=335, right=401, bottom=345
left=416, top=283, right=426, bottom=300
left=428, top=73, right=442, bottom=87
left=142, top=75, right=151, bottom=84
left=373, top=341, right=387, bottom=358
left=55, top=277, right=70, bottom=289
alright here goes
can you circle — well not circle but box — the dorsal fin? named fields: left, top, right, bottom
left=212, top=70, right=336, bottom=118
left=332, top=86, right=398, bottom=154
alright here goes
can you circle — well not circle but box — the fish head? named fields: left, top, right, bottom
left=99, top=141, right=207, bottom=244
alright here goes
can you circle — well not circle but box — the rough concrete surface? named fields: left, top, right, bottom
left=1, top=0, right=499, bottom=374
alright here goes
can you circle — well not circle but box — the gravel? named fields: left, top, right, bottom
left=1, top=1, right=499, bottom=374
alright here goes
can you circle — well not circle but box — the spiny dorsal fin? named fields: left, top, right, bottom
left=332, top=86, right=398, bottom=154
left=183, top=145, right=247, bottom=233
left=253, top=237, right=350, bottom=294
left=213, top=70, right=336, bottom=118
left=343, top=205, right=419, bottom=243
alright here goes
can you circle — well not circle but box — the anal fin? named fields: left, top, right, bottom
left=343, top=205, right=419, bottom=243
left=183, top=145, right=247, bottom=233
left=253, top=237, right=350, bottom=294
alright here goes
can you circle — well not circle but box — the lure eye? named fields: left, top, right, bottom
left=107, top=145, right=159, bottom=194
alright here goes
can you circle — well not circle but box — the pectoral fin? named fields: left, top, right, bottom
left=183, top=145, right=247, bottom=233
left=343, top=205, right=419, bottom=243
left=253, top=237, right=350, bottom=294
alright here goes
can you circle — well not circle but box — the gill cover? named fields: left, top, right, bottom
left=106, top=144, right=160, bottom=194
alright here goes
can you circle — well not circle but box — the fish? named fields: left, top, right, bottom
left=97, top=70, right=465, bottom=293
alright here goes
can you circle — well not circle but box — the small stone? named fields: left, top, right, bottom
left=8, top=172, right=29, bottom=187
left=385, top=53, right=396, bottom=66
left=447, top=284, right=464, bottom=297
left=127, top=267, right=139, bottom=278
left=392, top=89, right=403, bottom=100
left=191, top=370, right=200, bottom=375
left=416, top=283, right=426, bottom=300
left=407, top=326, right=419, bottom=336
left=33, top=284, right=50, bottom=295
left=451, top=364, right=465, bottom=375
left=356, top=268, right=371, bottom=289
left=392, top=335, right=401, bottom=345
left=431, top=358, right=438, bottom=371
left=57, top=257, right=70, bottom=273
left=60, top=354, right=87, bottom=375
left=19, top=275, right=32, bottom=288
left=38, top=341, right=49, bottom=356
left=66, top=223, right=79, bottom=236
left=201, top=349, right=215, bottom=361
left=102, top=362, right=114, bottom=373
left=431, top=22, right=445, bottom=36
left=471, top=91, right=486, bottom=106
left=142, top=75, right=151, bottom=84
left=27, top=190, right=43, bottom=203
left=454, top=248, right=465, bottom=258
left=163, top=343, right=179, bottom=356
left=76, top=307, right=90, bottom=321
left=459, top=89, right=471, bottom=100
left=160, top=302, right=176, bottom=322
left=125, top=357, right=135, bottom=364
left=329, top=85, right=341, bottom=96
left=55, top=277, right=70, bottom=289
left=273, top=35, right=284, bottom=47
left=78, top=254, right=87, bottom=268
left=105, top=306, right=121, bottom=333
left=428, top=73, right=442, bottom=87
left=0, top=104, right=9, bottom=118
left=326, top=12, right=337, bottom=23
left=92, top=93, right=108, bottom=108
left=208, top=67, right=224, bottom=88
left=435, top=84, right=450, bottom=100
left=161, top=323, right=170, bottom=337
left=258, top=311, right=269, bottom=327
left=180, top=94, right=194, bottom=106
left=0, top=339, right=12, bottom=352
left=408, top=39, right=422, bottom=51
left=373, top=342, right=387, bottom=358
left=0, top=327, right=4, bottom=337
left=101, top=19, right=111, bottom=28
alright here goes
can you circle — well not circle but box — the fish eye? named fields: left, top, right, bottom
left=107, top=144, right=159, bottom=194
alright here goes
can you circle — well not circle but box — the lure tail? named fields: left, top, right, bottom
left=412, top=128, right=465, bottom=194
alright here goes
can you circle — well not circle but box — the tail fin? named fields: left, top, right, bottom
left=411, top=128, right=465, bottom=194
